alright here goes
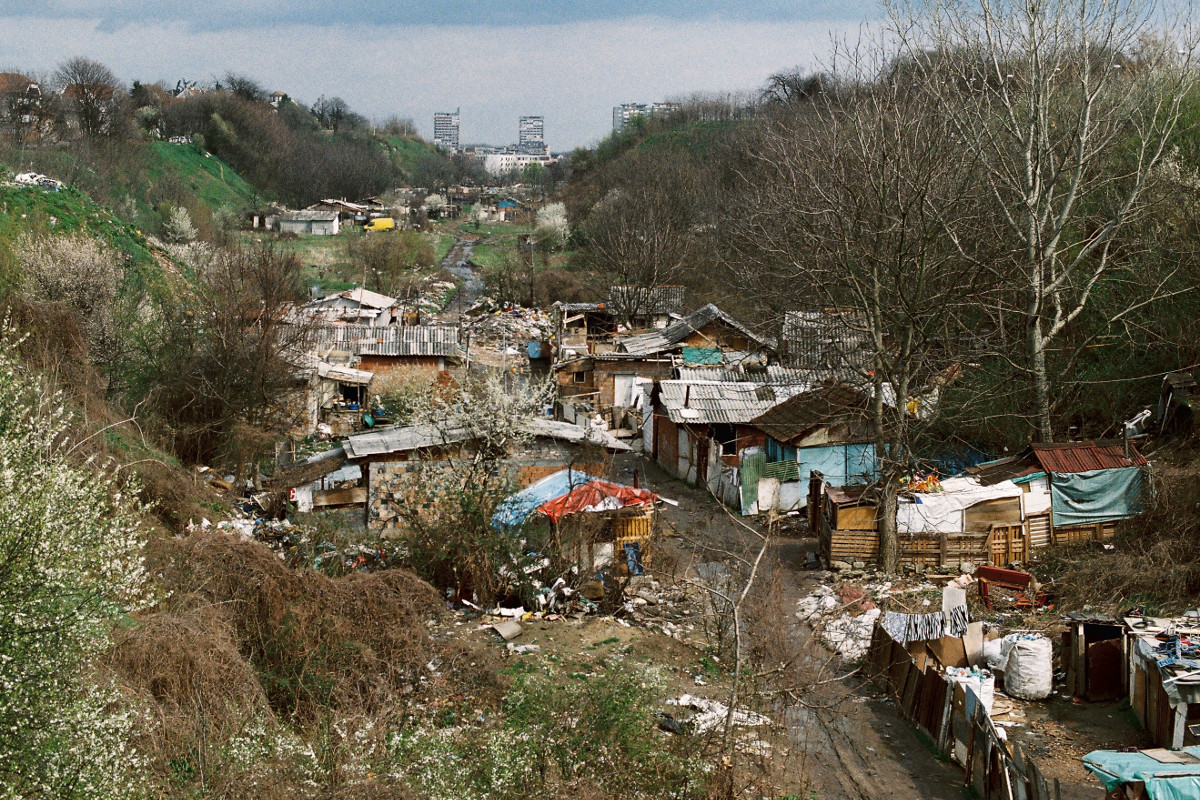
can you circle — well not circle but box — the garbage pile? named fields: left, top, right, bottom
left=797, top=575, right=942, bottom=662
left=186, top=515, right=396, bottom=575
left=410, top=277, right=458, bottom=313
left=460, top=300, right=553, bottom=365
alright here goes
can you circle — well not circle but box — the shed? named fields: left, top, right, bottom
left=278, top=210, right=340, bottom=236
left=750, top=382, right=878, bottom=514
left=968, top=440, right=1147, bottom=550
left=813, top=474, right=1030, bottom=570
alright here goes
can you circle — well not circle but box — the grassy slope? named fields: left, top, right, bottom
left=0, top=180, right=166, bottom=293
left=145, top=142, right=260, bottom=210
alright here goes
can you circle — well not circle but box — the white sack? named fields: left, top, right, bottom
left=1000, top=634, right=1053, bottom=700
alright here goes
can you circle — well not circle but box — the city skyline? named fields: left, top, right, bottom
left=0, top=5, right=875, bottom=148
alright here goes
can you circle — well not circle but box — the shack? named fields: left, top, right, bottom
left=310, top=324, right=464, bottom=375
left=814, top=474, right=1029, bottom=570
left=491, top=468, right=660, bottom=573
left=968, top=440, right=1147, bottom=549
left=277, top=210, right=340, bottom=236
left=341, top=418, right=631, bottom=534
left=750, top=382, right=878, bottom=514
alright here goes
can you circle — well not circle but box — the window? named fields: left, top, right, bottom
left=711, top=424, right=737, bottom=456
left=572, top=371, right=589, bottom=384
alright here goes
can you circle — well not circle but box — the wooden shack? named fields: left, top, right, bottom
left=813, top=474, right=1030, bottom=570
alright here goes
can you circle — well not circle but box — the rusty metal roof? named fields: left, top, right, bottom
left=969, top=440, right=1147, bottom=484
left=615, top=304, right=774, bottom=357
left=1028, top=441, right=1146, bottom=473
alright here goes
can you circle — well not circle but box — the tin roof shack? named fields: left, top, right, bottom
left=492, top=468, right=660, bottom=574
left=1124, top=614, right=1200, bottom=750
left=655, top=380, right=787, bottom=511
left=277, top=210, right=340, bottom=236
left=1084, top=746, right=1200, bottom=799
left=342, top=418, right=630, bottom=534
left=606, top=285, right=686, bottom=331
left=750, top=383, right=878, bottom=515
left=268, top=445, right=366, bottom=514
left=554, top=303, right=775, bottom=438
left=779, top=309, right=873, bottom=379
left=968, top=440, right=1147, bottom=550
left=287, top=358, right=374, bottom=438
left=813, top=474, right=1028, bottom=570
left=311, top=324, right=464, bottom=376
left=302, top=288, right=399, bottom=326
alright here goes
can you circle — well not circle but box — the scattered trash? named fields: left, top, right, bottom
left=490, top=620, right=524, bottom=641
left=666, top=694, right=770, bottom=734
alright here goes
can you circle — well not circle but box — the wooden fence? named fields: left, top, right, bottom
left=866, top=624, right=1059, bottom=800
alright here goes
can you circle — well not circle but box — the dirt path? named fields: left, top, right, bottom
left=439, top=234, right=481, bottom=317
left=615, top=454, right=968, bottom=798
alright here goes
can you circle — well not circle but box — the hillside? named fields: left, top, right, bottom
left=145, top=141, right=261, bottom=210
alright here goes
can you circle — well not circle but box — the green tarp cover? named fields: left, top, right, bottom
left=740, top=451, right=765, bottom=514
left=681, top=347, right=722, bottom=365
left=1050, top=466, right=1143, bottom=527
left=1084, top=747, right=1200, bottom=799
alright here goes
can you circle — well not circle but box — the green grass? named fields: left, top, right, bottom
left=146, top=142, right=259, bottom=210
left=470, top=242, right=511, bottom=269
left=0, top=182, right=160, bottom=292
left=432, top=230, right=457, bottom=263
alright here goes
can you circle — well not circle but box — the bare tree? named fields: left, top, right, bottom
left=728, top=50, right=994, bottom=571
left=893, top=0, right=1198, bottom=440
left=579, top=150, right=708, bottom=327
left=311, top=95, right=350, bottom=132
left=55, top=56, right=123, bottom=140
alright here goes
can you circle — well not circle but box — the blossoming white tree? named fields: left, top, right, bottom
left=0, top=330, right=149, bottom=799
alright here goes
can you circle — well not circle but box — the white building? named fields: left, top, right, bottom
left=612, top=101, right=681, bottom=132
left=433, top=108, right=460, bottom=151
left=483, top=151, right=556, bottom=176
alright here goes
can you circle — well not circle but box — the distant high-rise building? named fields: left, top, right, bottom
left=433, top=108, right=460, bottom=151
left=518, top=115, right=546, bottom=154
left=612, top=101, right=681, bottom=133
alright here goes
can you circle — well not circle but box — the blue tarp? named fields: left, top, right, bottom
left=797, top=443, right=878, bottom=487
left=491, top=469, right=604, bottom=530
left=1084, top=747, right=1200, bottom=799
left=1050, top=466, right=1144, bottom=527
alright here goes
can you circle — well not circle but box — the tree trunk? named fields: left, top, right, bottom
left=877, top=477, right=899, bottom=574
left=1028, top=318, right=1053, bottom=442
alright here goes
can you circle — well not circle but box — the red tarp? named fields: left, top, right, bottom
left=537, top=480, right=658, bottom=523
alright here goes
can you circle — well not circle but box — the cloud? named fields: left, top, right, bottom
left=3, top=1, right=879, bottom=31
left=0, top=15, right=875, bottom=147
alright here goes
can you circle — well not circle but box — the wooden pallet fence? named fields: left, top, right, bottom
left=868, top=622, right=1055, bottom=800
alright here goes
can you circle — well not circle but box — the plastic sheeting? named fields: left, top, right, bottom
left=490, top=469, right=657, bottom=530
left=1051, top=466, right=1144, bottom=527
left=1084, top=747, right=1200, bottom=799
left=896, top=476, right=1023, bottom=534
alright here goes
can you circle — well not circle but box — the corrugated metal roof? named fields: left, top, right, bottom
left=750, top=383, right=872, bottom=444
left=316, top=362, right=374, bottom=385
left=342, top=417, right=629, bottom=459
left=658, top=381, right=782, bottom=425
left=607, top=285, right=686, bottom=315
left=343, top=423, right=474, bottom=459
left=676, top=365, right=814, bottom=387
left=280, top=210, right=339, bottom=222
left=780, top=309, right=873, bottom=377
left=311, top=324, right=462, bottom=358
left=1029, top=441, right=1147, bottom=473
left=968, top=441, right=1147, bottom=484
left=336, top=287, right=398, bottom=309
left=616, top=304, right=774, bottom=357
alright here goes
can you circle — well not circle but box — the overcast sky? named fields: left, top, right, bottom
left=0, top=2, right=880, bottom=148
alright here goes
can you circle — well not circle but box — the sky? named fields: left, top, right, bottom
left=0, top=1, right=881, bottom=149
